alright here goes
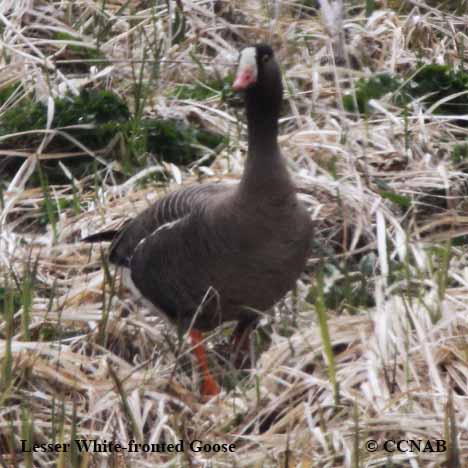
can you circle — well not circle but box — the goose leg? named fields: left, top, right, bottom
left=230, top=320, right=257, bottom=368
left=189, top=329, right=220, bottom=396
left=232, top=323, right=252, bottom=353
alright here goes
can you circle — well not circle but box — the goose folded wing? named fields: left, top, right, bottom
left=107, top=183, right=229, bottom=267
left=129, top=216, right=222, bottom=330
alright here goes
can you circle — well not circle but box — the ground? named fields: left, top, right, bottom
left=0, top=1, right=467, bottom=466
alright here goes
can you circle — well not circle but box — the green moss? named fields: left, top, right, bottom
left=451, top=142, right=468, bottom=174
left=54, top=32, right=104, bottom=61
left=452, top=234, right=468, bottom=246
left=345, top=64, right=468, bottom=124
left=171, top=73, right=235, bottom=101
left=405, top=64, right=468, bottom=116
left=0, top=89, right=130, bottom=182
left=343, top=73, right=401, bottom=114
left=0, top=88, right=227, bottom=166
left=0, top=99, right=48, bottom=139
left=452, top=143, right=468, bottom=164
left=143, top=118, right=228, bottom=166
left=1, top=87, right=227, bottom=183
left=0, top=89, right=129, bottom=150
left=0, top=82, right=21, bottom=105
left=57, top=89, right=129, bottom=125
left=306, top=258, right=376, bottom=312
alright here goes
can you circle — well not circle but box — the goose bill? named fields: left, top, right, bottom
left=233, top=47, right=257, bottom=90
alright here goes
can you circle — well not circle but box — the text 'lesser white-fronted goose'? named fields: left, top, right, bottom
left=84, top=44, right=312, bottom=396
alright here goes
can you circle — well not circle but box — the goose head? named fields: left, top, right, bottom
left=233, top=44, right=283, bottom=125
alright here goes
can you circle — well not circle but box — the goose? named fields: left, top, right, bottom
left=84, top=44, right=312, bottom=396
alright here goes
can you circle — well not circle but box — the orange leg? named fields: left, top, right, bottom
left=190, top=330, right=220, bottom=397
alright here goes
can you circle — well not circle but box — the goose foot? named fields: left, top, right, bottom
left=190, top=329, right=220, bottom=397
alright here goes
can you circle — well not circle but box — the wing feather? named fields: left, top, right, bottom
left=108, top=183, right=231, bottom=266
left=129, top=214, right=219, bottom=330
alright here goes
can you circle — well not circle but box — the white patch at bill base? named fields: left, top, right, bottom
left=237, top=47, right=257, bottom=81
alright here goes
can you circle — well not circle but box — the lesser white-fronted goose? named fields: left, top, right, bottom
left=84, top=44, right=312, bottom=396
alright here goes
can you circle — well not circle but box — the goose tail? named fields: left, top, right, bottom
left=82, top=230, right=119, bottom=243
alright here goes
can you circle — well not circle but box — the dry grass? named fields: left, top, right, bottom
left=1, top=0, right=467, bottom=466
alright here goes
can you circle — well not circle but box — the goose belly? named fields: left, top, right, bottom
left=214, top=235, right=311, bottom=313
left=120, top=267, right=172, bottom=324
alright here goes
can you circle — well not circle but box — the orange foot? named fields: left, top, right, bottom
left=201, top=371, right=220, bottom=397
left=190, top=329, right=220, bottom=397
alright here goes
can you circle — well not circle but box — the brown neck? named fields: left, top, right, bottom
left=238, top=82, right=293, bottom=199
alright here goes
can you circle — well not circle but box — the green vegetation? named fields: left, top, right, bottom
left=0, top=285, right=22, bottom=316
left=171, top=73, right=235, bottom=101
left=407, top=64, right=468, bottom=116
left=387, top=0, right=466, bottom=14
left=0, top=89, right=130, bottom=183
left=0, top=2, right=466, bottom=467
left=38, top=196, right=81, bottom=226
left=0, top=82, right=21, bottom=105
left=307, top=256, right=376, bottom=312
left=144, top=118, right=227, bottom=166
left=54, top=32, right=103, bottom=62
left=425, top=0, right=467, bottom=13
left=293, top=0, right=320, bottom=17
left=345, top=64, right=468, bottom=123
left=314, top=271, right=339, bottom=405
left=343, top=73, right=401, bottom=114
left=171, top=4, right=187, bottom=45
left=452, top=142, right=468, bottom=166
left=1, top=88, right=227, bottom=183
left=0, top=89, right=130, bottom=151
left=374, top=179, right=412, bottom=210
